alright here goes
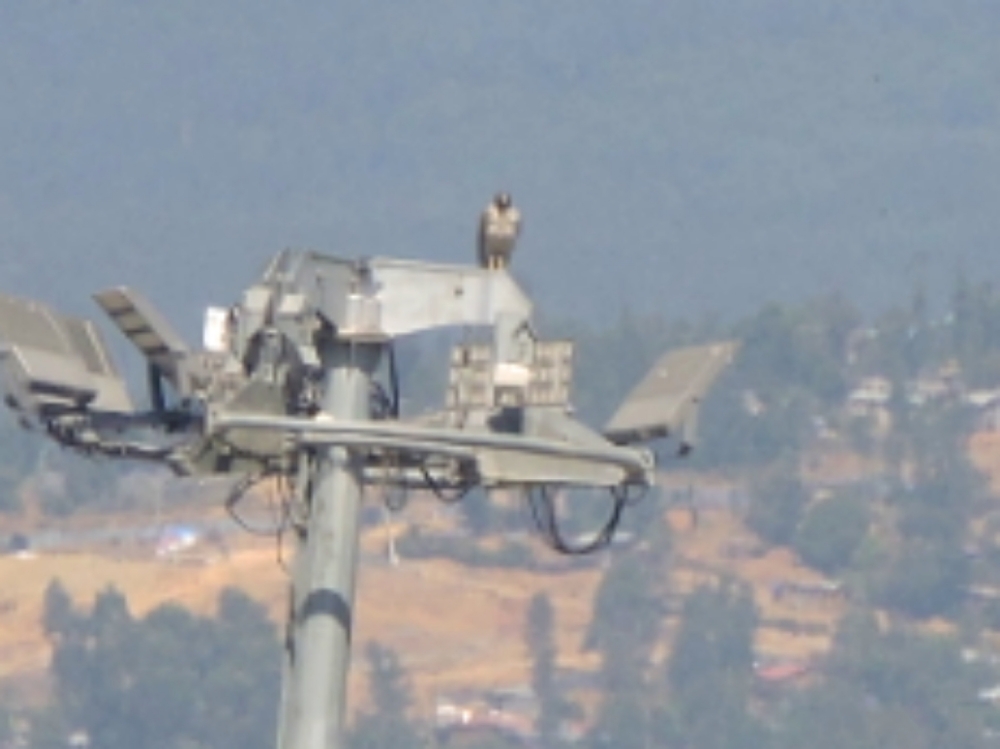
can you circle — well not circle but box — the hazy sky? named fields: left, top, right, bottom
left=1, top=1, right=999, bottom=338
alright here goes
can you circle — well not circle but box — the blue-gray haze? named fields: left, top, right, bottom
left=1, top=1, right=998, bottom=339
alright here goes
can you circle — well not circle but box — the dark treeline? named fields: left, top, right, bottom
left=24, top=584, right=279, bottom=749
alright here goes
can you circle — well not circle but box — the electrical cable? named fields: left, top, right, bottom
left=611, top=483, right=650, bottom=507
left=526, top=483, right=639, bottom=555
left=224, top=469, right=296, bottom=573
left=281, top=470, right=310, bottom=531
left=387, top=342, right=400, bottom=418
left=369, top=342, right=400, bottom=420
left=369, top=383, right=394, bottom=420
left=367, top=346, right=443, bottom=509
left=224, top=471, right=287, bottom=537
left=419, top=461, right=472, bottom=505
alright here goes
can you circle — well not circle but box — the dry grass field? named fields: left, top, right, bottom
left=3, top=433, right=997, bottom=720
left=0, top=494, right=852, bottom=717
left=0, top=522, right=607, bottom=714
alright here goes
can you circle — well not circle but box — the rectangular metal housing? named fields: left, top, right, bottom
left=0, top=294, right=133, bottom=416
left=603, top=340, right=738, bottom=445
left=93, top=286, right=189, bottom=388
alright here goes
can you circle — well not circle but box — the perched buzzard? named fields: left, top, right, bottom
left=477, top=192, right=521, bottom=270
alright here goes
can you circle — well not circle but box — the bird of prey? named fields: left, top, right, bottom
left=477, top=192, right=521, bottom=270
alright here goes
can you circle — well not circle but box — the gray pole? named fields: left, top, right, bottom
left=280, top=339, right=382, bottom=749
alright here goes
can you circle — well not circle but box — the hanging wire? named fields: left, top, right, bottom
left=419, top=460, right=472, bottom=505
left=369, top=342, right=400, bottom=420
left=611, top=482, right=650, bottom=507
left=526, top=483, right=646, bottom=555
left=224, top=471, right=289, bottom=539
left=280, top=470, right=310, bottom=532
left=386, top=343, right=400, bottom=418
left=273, top=474, right=298, bottom=573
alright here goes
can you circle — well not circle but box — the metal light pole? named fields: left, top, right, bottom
left=282, top=341, right=381, bottom=749
left=0, top=250, right=736, bottom=749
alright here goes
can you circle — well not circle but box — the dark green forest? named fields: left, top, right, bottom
left=25, top=583, right=279, bottom=749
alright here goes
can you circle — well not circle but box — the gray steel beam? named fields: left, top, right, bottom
left=212, top=413, right=653, bottom=481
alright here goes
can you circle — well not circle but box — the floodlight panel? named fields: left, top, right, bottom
left=0, top=341, right=133, bottom=416
left=0, top=295, right=67, bottom=355
left=3, top=347, right=96, bottom=401
left=94, top=287, right=189, bottom=381
left=0, top=293, right=134, bottom=416
left=69, top=329, right=134, bottom=413
left=604, top=340, right=738, bottom=444
left=61, top=317, right=115, bottom=376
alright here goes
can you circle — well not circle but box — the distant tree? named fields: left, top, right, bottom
left=622, top=491, right=673, bottom=567
left=443, top=733, right=520, bottom=749
left=782, top=609, right=990, bottom=749
left=856, top=305, right=924, bottom=385
left=691, top=295, right=872, bottom=470
left=793, top=493, right=870, bottom=575
left=665, top=579, right=757, bottom=694
left=38, top=451, right=125, bottom=516
left=42, top=578, right=77, bottom=641
left=733, top=302, right=849, bottom=406
left=587, top=693, right=648, bottom=749
left=524, top=592, right=566, bottom=746
left=585, top=550, right=663, bottom=749
left=949, top=273, right=1000, bottom=387
left=897, top=495, right=968, bottom=547
left=584, top=552, right=662, bottom=685
left=0, top=703, right=12, bottom=749
left=45, top=587, right=278, bottom=749
left=49, top=586, right=138, bottom=749
left=460, top=488, right=495, bottom=536
left=778, top=678, right=881, bottom=749
left=669, top=677, right=771, bottom=749
left=691, top=373, right=812, bottom=469
left=660, top=579, right=763, bottom=749
left=0, top=418, right=44, bottom=513
left=896, top=441, right=985, bottom=547
left=745, top=466, right=809, bottom=547
left=876, top=414, right=985, bottom=619
left=199, top=589, right=281, bottom=749
left=349, top=642, right=425, bottom=749
left=878, top=539, right=970, bottom=619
